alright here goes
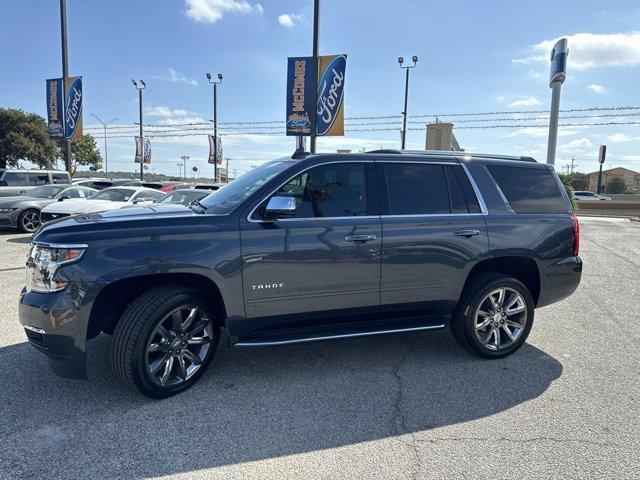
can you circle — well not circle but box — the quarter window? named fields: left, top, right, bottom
left=487, top=165, right=567, bottom=214
left=383, top=163, right=450, bottom=215
left=273, top=163, right=369, bottom=218
left=52, top=173, right=70, bottom=184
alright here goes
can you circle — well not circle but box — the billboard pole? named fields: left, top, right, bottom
left=59, top=0, right=72, bottom=173
left=546, top=38, right=568, bottom=165
left=310, top=0, right=320, bottom=154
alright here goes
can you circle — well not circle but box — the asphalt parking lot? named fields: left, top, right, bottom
left=0, top=217, right=638, bottom=480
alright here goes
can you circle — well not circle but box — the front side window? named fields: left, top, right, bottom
left=133, top=191, right=164, bottom=202
left=384, top=163, right=450, bottom=215
left=63, top=188, right=85, bottom=199
left=487, top=165, right=567, bottom=214
left=52, top=173, right=70, bottom=184
left=27, top=185, right=66, bottom=199
left=273, top=163, right=369, bottom=218
left=29, top=173, right=49, bottom=185
left=89, top=188, right=133, bottom=202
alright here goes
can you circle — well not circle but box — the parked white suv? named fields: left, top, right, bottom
left=572, top=191, right=611, bottom=201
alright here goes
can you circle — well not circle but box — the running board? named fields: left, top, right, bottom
left=234, top=323, right=445, bottom=347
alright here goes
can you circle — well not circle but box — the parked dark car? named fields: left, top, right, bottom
left=19, top=150, right=582, bottom=398
left=156, top=188, right=210, bottom=206
left=194, top=183, right=221, bottom=191
left=0, top=184, right=96, bottom=232
left=0, top=169, right=71, bottom=196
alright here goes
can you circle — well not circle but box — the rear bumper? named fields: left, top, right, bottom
left=18, top=287, right=88, bottom=379
left=537, top=256, right=582, bottom=308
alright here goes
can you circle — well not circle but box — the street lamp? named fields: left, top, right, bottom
left=206, top=72, right=223, bottom=182
left=131, top=79, right=146, bottom=180
left=398, top=55, right=418, bottom=150
left=90, top=114, right=118, bottom=176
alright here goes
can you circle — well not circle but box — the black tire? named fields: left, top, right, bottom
left=451, top=273, right=534, bottom=359
left=18, top=209, right=41, bottom=233
left=111, top=285, right=220, bottom=398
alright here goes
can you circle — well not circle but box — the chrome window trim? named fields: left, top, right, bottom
left=246, top=160, right=375, bottom=223
left=381, top=213, right=484, bottom=219
left=459, top=163, right=489, bottom=215
left=377, top=160, right=458, bottom=165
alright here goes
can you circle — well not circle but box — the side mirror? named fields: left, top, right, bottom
left=58, top=194, right=71, bottom=201
left=264, top=196, right=296, bottom=219
left=0, top=180, right=7, bottom=186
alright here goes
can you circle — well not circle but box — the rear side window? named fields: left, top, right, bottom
left=487, top=165, right=567, bottom=214
left=383, top=163, right=449, bottom=215
left=29, top=173, right=49, bottom=185
left=1, top=171, right=28, bottom=186
left=446, top=165, right=481, bottom=213
left=52, top=173, right=70, bottom=184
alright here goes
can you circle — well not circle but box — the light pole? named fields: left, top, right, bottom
left=131, top=79, right=146, bottom=180
left=547, top=38, right=568, bottom=165
left=206, top=72, right=223, bottom=182
left=309, top=0, right=320, bottom=154
left=59, top=0, right=72, bottom=173
left=180, top=155, right=190, bottom=179
left=398, top=55, right=418, bottom=150
left=90, top=114, right=118, bottom=176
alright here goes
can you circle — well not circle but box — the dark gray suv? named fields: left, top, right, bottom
left=19, top=150, right=582, bottom=398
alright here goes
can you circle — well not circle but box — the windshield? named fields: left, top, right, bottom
left=88, top=188, right=134, bottom=202
left=25, top=185, right=67, bottom=199
left=199, top=160, right=293, bottom=214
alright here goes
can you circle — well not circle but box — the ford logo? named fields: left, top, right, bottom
left=65, top=77, right=82, bottom=138
left=316, top=55, right=346, bottom=136
left=287, top=118, right=311, bottom=128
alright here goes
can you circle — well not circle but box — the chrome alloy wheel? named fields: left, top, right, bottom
left=145, top=305, right=214, bottom=387
left=21, top=211, right=41, bottom=232
left=474, top=287, right=527, bottom=351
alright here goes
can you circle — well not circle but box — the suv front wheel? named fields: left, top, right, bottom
left=451, top=274, right=534, bottom=358
left=111, top=286, right=220, bottom=398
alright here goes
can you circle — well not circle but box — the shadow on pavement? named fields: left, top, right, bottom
left=0, top=330, right=562, bottom=478
left=6, top=236, right=31, bottom=244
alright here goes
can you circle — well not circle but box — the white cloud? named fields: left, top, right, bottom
left=513, top=32, right=640, bottom=70
left=145, top=105, right=192, bottom=118
left=504, top=127, right=584, bottom=138
left=278, top=13, right=303, bottom=28
left=608, top=133, right=633, bottom=142
left=152, top=68, right=198, bottom=86
left=586, top=84, right=607, bottom=94
left=508, top=96, right=540, bottom=107
left=563, top=138, right=593, bottom=149
left=185, top=0, right=262, bottom=23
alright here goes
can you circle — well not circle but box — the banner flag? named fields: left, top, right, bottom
left=64, top=76, right=83, bottom=140
left=286, top=57, right=315, bottom=136
left=316, top=55, right=346, bottom=136
left=135, top=137, right=152, bottom=164
left=46, top=78, right=65, bottom=138
left=208, top=135, right=222, bottom=164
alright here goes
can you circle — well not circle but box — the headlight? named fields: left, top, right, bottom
left=26, top=243, right=87, bottom=293
left=0, top=208, right=16, bottom=213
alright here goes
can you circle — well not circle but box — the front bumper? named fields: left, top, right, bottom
left=0, top=211, right=19, bottom=227
left=19, top=285, right=88, bottom=379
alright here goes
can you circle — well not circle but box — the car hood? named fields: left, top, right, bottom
left=0, top=196, right=52, bottom=209
left=41, top=199, right=123, bottom=215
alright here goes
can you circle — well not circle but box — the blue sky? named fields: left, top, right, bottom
left=1, top=0, right=639, bottom=178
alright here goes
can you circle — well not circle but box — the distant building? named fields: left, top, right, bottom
left=425, top=119, right=463, bottom=151
left=586, top=167, right=640, bottom=193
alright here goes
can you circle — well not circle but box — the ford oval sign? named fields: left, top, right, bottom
left=64, top=76, right=83, bottom=140
left=316, top=54, right=347, bottom=136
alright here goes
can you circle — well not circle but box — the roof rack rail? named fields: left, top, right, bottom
left=365, top=149, right=536, bottom=162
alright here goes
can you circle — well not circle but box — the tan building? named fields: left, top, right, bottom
left=425, top=120, right=463, bottom=151
left=586, top=167, right=640, bottom=193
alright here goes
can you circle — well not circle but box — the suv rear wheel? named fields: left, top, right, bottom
left=111, top=286, right=220, bottom=398
left=451, top=274, right=534, bottom=358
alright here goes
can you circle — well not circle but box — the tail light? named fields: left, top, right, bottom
left=571, top=213, right=580, bottom=256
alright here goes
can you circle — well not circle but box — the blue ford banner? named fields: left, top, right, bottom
left=135, top=137, right=152, bottom=164
left=316, top=54, right=346, bottom=136
left=208, top=135, right=223, bottom=164
left=549, top=40, right=568, bottom=86
left=46, top=78, right=65, bottom=138
left=64, top=76, right=83, bottom=140
left=286, top=57, right=315, bottom=136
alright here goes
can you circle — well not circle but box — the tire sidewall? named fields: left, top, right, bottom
left=463, top=277, right=534, bottom=358
left=132, top=292, right=220, bottom=398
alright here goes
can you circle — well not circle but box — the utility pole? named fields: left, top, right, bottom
left=59, top=0, right=72, bottom=173
left=206, top=73, right=223, bottom=182
left=131, top=79, right=146, bottom=180
left=310, top=0, right=320, bottom=154
left=547, top=38, right=568, bottom=165
left=90, top=114, right=118, bottom=175
left=398, top=55, right=418, bottom=149
left=180, top=155, right=190, bottom=180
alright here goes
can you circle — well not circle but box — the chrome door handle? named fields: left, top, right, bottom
left=345, top=234, right=377, bottom=243
left=453, top=229, right=481, bottom=237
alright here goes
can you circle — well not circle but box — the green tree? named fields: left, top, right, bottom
left=557, top=173, right=578, bottom=210
left=606, top=176, right=625, bottom=194
left=71, top=134, right=103, bottom=175
left=0, top=108, right=60, bottom=169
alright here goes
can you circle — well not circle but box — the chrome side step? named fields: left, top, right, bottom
left=234, top=323, right=445, bottom=347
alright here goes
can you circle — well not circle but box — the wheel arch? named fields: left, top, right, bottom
left=86, top=273, right=227, bottom=340
left=463, top=256, right=541, bottom=306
